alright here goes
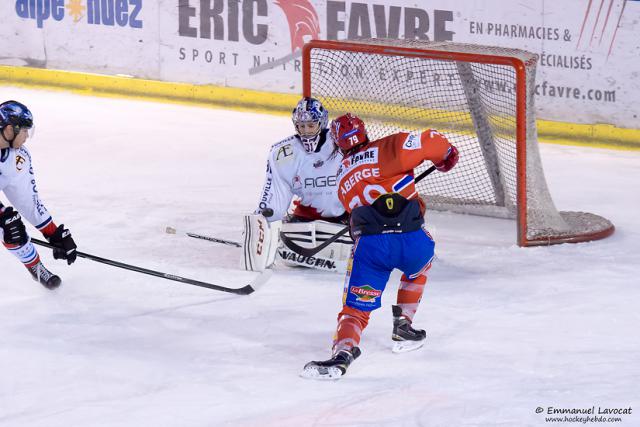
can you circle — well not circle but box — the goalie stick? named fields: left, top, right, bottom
left=165, top=226, right=241, bottom=247
left=31, top=238, right=270, bottom=295
left=279, top=165, right=437, bottom=258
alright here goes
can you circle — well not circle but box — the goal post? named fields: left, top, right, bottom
left=302, top=39, right=614, bottom=246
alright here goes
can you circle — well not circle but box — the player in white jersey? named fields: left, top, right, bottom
left=0, top=100, right=77, bottom=289
left=241, top=97, right=352, bottom=272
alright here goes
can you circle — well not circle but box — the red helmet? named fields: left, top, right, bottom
left=330, top=113, right=367, bottom=153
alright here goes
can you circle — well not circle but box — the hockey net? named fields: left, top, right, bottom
left=303, top=39, right=614, bottom=246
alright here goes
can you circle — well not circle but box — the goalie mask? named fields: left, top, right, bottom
left=292, top=97, right=328, bottom=153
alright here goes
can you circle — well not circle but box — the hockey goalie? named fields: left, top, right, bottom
left=241, top=97, right=352, bottom=273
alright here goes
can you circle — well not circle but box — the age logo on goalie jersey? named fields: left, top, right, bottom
left=350, top=285, right=382, bottom=303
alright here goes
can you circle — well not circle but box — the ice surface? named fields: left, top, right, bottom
left=0, top=87, right=638, bottom=427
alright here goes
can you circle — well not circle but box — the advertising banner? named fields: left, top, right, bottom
left=0, top=0, right=158, bottom=77
left=1, top=1, right=638, bottom=129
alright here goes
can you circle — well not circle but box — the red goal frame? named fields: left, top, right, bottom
left=302, top=39, right=614, bottom=247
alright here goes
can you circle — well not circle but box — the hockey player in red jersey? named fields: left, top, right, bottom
left=302, top=113, right=459, bottom=379
left=0, top=100, right=77, bottom=289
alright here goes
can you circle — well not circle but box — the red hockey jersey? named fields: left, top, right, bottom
left=336, top=130, right=452, bottom=213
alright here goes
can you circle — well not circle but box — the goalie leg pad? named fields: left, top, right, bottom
left=278, top=220, right=352, bottom=273
left=241, top=214, right=281, bottom=272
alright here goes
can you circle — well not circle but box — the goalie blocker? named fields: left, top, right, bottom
left=241, top=214, right=352, bottom=273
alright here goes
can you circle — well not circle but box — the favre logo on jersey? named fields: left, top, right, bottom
left=350, top=148, right=378, bottom=167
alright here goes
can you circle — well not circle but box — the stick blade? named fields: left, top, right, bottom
left=250, top=269, right=273, bottom=292
left=232, top=270, right=273, bottom=295
left=233, top=285, right=256, bottom=295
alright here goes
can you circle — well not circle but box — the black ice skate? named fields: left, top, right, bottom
left=300, top=347, right=361, bottom=380
left=29, top=262, right=62, bottom=290
left=392, top=305, right=426, bottom=353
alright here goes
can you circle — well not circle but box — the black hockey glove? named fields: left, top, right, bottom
left=0, top=207, right=28, bottom=245
left=47, top=224, right=77, bottom=265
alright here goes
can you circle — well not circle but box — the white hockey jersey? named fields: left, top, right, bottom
left=256, top=130, right=345, bottom=222
left=0, top=147, right=52, bottom=230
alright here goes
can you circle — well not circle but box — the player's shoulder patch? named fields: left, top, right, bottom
left=270, top=135, right=297, bottom=151
left=270, top=135, right=299, bottom=163
left=402, top=133, right=421, bottom=151
left=16, top=146, right=32, bottom=160
left=15, top=147, right=31, bottom=172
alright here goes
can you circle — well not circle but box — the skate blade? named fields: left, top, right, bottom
left=392, top=339, right=425, bottom=354
left=300, top=365, right=344, bottom=380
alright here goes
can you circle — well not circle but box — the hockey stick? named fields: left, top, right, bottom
left=279, top=165, right=438, bottom=257
left=165, top=226, right=241, bottom=247
left=30, top=238, right=270, bottom=295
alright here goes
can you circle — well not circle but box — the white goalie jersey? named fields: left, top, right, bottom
left=242, top=130, right=352, bottom=273
left=256, top=129, right=345, bottom=222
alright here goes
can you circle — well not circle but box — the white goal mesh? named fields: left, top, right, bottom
left=303, top=39, right=613, bottom=246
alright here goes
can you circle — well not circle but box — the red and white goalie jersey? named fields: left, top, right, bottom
left=256, top=129, right=345, bottom=221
